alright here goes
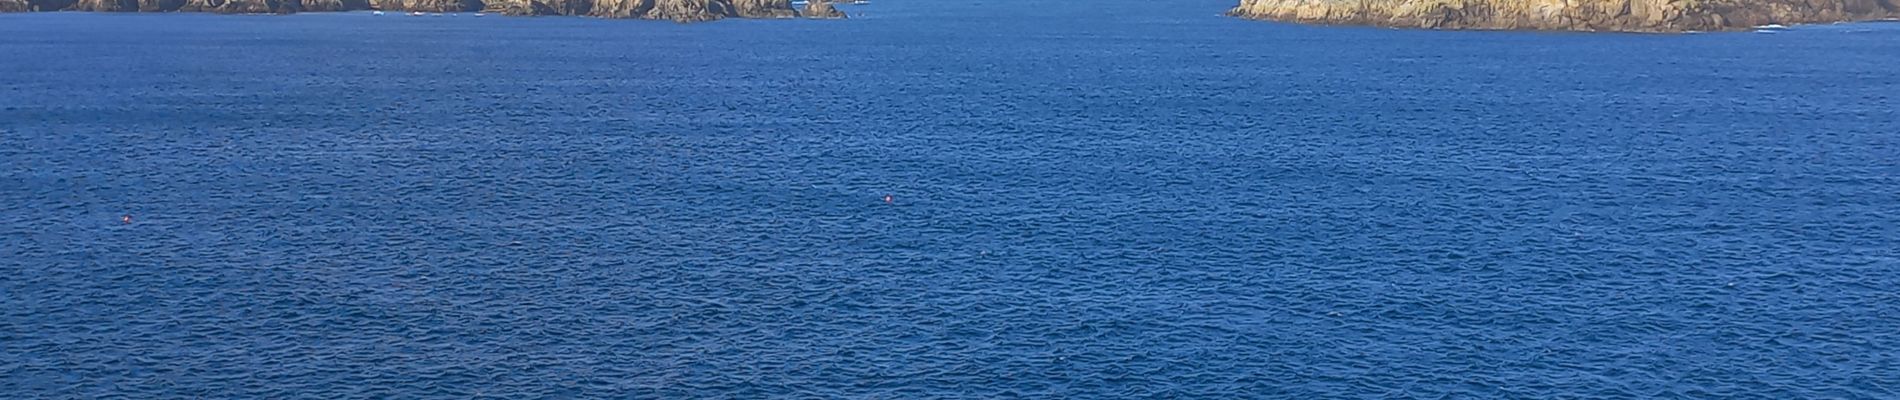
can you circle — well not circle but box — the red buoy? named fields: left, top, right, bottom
left=883, top=195, right=894, bottom=204
left=121, top=215, right=132, bottom=224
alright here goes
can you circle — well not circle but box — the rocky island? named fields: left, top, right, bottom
left=802, top=0, right=842, bottom=18
left=0, top=0, right=848, bottom=21
left=1230, top=0, right=1899, bottom=32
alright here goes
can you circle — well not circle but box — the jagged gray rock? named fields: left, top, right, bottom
left=140, top=0, right=186, bottom=11
left=369, top=0, right=477, bottom=12
left=21, top=0, right=79, bottom=10
left=586, top=0, right=737, bottom=22
left=482, top=0, right=543, bottom=14
left=645, top=0, right=730, bottom=22
left=802, top=0, right=842, bottom=18
left=298, top=0, right=365, bottom=11
left=584, top=0, right=650, bottom=17
left=1, top=0, right=30, bottom=11
left=732, top=0, right=792, bottom=18
left=483, top=0, right=589, bottom=15
left=179, top=0, right=298, bottom=12
left=1230, top=0, right=1900, bottom=32
left=64, top=0, right=135, bottom=11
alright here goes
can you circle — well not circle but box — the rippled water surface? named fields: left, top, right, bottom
left=4, top=2, right=1900, bottom=398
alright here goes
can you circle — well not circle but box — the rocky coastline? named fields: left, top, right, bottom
left=1229, top=0, right=1900, bottom=32
left=802, top=0, right=841, bottom=18
left=0, top=0, right=849, bottom=21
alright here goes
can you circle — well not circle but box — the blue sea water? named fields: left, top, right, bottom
left=3, top=1, right=1899, bottom=397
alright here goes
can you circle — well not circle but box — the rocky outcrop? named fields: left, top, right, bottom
left=64, top=0, right=135, bottom=11
left=180, top=0, right=298, bottom=12
left=483, top=0, right=546, bottom=14
left=21, top=0, right=71, bottom=11
left=1230, top=0, right=1900, bottom=32
left=369, top=0, right=476, bottom=12
left=645, top=0, right=730, bottom=22
left=36, top=0, right=187, bottom=11
left=731, top=0, right=792, bottom=18
left=140, top=0, right=186, bottom=11
left=298, top=0, right=365, bottom=11
left=802, top=0, right=842, bottom=18
left=483, top=0, right=592, bottom=15
left=1, top=0, right=29, bottom=11
left=584, top=0, right=649, bottom=17
left=585, top=0, right=741, bottom=22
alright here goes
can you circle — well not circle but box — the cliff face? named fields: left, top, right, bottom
left=1230, top=0, right=1900, bottom=32
left=1, top=0, right=28, bottom=11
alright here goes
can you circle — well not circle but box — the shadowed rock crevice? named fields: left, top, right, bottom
left=1229, top=0, right=1900, bottom=31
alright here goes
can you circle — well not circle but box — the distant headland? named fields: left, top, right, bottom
left=1229, top=0, right=1899, bottom=32
left=0, top=0, right=860, bottom=21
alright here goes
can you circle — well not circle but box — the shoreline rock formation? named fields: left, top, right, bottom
left=22, top=0, right=75, bottom=10
left=639, top=0, right=730, bottom=22
left=371, top=0, right=479, bottom=12
left=1229, top=0, right=1900, bottom=32
left=180, top=0, right=299, bottom=13
left=299, top=0, right=365, bottom=11
left=141, top=0, right=187, bottom=11
left=802, top=0, right=842, bottom=18
left=2, top=0, right=847, bottom=20
left=732, top=0, right=792, bottom=18
left=64, top=0, right=133, bottom=11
